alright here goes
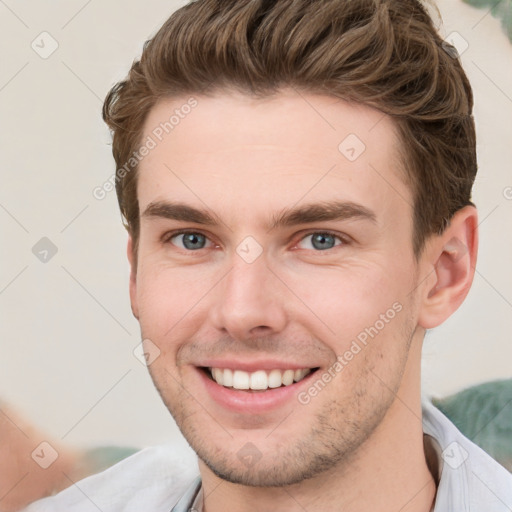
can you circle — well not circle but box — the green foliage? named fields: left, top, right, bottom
left=463, top=0, right=512, bottom=41
left=433, top=379, right=512, bottom=471
left=83, top=445, right=140, bottom=473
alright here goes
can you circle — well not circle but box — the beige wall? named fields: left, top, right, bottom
left=1, top=0, right=511, bottom=449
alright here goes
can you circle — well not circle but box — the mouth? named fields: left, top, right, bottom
left=195, top=363, right=322, bottom=413
left=202, top=367, right=319, bottom=392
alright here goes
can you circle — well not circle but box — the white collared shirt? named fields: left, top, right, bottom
left=23, top=400, right=512, bottom=511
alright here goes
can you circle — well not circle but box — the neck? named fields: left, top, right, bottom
left=199, top=339, right=437, bottom=512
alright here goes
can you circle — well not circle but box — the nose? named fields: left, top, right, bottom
left=209, top=253, right=288, bottom=341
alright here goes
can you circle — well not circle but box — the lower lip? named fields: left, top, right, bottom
left=196, top=368, right=317, bottom=414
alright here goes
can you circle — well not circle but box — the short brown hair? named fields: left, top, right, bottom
left=103, top=0, right=477, bottom=258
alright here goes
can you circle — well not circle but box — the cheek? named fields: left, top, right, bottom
left=135, top=264, right=214, bottom=347
left=300, top=265, right=414, bottom=398
left=286, top=261, right=410, bottom=341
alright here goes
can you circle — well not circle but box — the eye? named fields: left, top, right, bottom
left=297, top=232, right=344, bottom=251
left=168, top=231, right=213, bottom=251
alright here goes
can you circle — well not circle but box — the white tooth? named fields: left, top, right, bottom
left=282, top=369, right=294, bottom=386
left=268, top=369, right=283, bottom=388
left=214, top=368, right=311, bottom=389
left=223, top=368, right=233, bottom=387
left=233, top=370, right=250, bottom=390
left=213, top=368, right=224, bottom=385
left=250, top=370, right=268, bottom=390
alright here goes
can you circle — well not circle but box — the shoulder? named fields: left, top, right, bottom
left=21, top=442, right=199, bottom=512
left=422, top=398, right=512, bottom=511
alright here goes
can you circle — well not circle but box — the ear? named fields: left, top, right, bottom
left=418, top=205, right=478, bottom=329
left=127, top=236, right=139, bottom=320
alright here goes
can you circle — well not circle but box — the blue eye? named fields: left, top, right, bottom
left=165, top=231, right=345, bottom=252
left=170, top=232, right=211, bottom=250
left=298, top=232, right=343, bottom=251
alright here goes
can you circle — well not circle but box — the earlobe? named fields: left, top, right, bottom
left=127, top=236, right=139, bottom=320
left=418, top=206, right=478, bottom=329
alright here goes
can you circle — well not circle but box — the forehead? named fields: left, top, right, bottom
left=137, top=89, right=411, bottom=225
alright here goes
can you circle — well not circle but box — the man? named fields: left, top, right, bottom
left=23, top=0, right=512, bottom=510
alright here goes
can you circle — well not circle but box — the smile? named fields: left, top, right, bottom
left=208, top=367, right=315, bottom=391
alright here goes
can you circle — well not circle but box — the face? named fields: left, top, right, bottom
left=131, top=90, right=426, bottom=486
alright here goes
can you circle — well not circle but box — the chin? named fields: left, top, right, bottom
left=183, top=419, right=366, bottom=488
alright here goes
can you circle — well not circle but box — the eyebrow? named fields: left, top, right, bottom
left=141, top=200, right=377, bottom=229
left=269, top=201, right=377, bottom=230
left=142, top=201, right=220, bottom=225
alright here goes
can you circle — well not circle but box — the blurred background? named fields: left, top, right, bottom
left=0, top=0, right=511, bottom=456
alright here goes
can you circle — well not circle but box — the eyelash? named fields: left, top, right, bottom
left=162, top=229, right=349, bottom=252
left=294, top=230, right=348, bottom=250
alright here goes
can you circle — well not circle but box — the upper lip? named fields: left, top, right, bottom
left=195, top=359, right=318, bottom=372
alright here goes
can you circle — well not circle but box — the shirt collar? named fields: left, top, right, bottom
left=170, top=476, right=202, bottom=512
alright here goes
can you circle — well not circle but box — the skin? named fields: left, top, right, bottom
left=128, top=89, right=478, bottom=512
